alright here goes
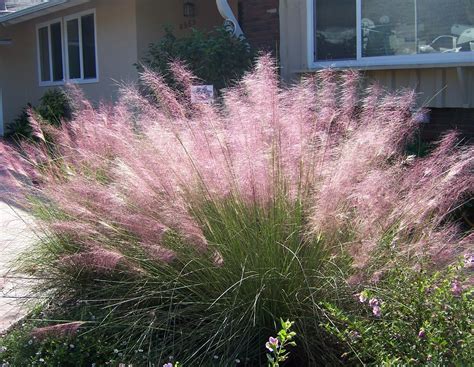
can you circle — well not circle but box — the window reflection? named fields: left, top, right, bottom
left=418, top=0, right=474, bottom=54
left=362, top=0, right=416, bottom=57
left=315, top=0, right=357, bottom=61
left=361, top=0, right=474, bottom=57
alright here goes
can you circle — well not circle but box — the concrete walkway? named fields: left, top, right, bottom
left=0, top=141, right=38, bottom=333
left=0, top=200, right=36, bottom=333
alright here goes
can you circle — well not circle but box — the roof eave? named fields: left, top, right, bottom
left=0, top=0, right=90, bottom=26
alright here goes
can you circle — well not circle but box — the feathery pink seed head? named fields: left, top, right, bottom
left=30, top=322, right=85, bottom=341
left=1, top=55, right=471, bottom=282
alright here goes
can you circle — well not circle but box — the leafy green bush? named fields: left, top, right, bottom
left=36, top=88, right=72, bottom=127
left=0, top=324, right=121, bottom=367
left=322, top=260, right=474, bottom=365
left=143, top=27, right=254, bottom=90
left=5, top=88, right=71, bottom=140
left=4, top=104, right=34, bottom=139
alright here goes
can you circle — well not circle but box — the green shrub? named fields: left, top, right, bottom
left=4, top=104, right=33, bottom=139
left=142, top=27, right=254, bottom=91
left=36, top=88, right=72, bottom=127
left=0, top=324, right=120, bottom=367
left=5, top=88, right=71, bottom=140
left=322, top=261, right=474, bottom=365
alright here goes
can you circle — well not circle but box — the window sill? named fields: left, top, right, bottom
left=304, top=51, right=474, bottom=72
left=39, top=78, right=99, bottom=87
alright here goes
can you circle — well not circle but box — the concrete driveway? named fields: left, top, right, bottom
left=0, top=141, right=38, bottom=333
left=0, top=201, right=36, bottom=333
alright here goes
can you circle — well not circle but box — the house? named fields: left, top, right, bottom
left=0, top=0, right=238, bottom=135
left=1, top=0, right=473, bottom=140
left=239, top=0, right=474, bottom=141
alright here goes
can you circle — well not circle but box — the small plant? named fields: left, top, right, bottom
left=143, top=26, right=254, bottom=90
left=266, top=319, right=297, bottom=367
left=36, top=88, right=72, bottom=127
left=322, top=259, right=474, bottom=365
left=5, top=88, right=72, bottom=140
left=4, top=104, right=33, bottom=139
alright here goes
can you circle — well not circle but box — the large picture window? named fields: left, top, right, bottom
left=309, top=0, right=474, bottom=67
left=37, top=10, right=98, bottom=86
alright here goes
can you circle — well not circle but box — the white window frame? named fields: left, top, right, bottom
left=36, top=17, right=66, bottom=87
left=64, top=9, right=99, bottom=84
left=36, top=9, right=99, bottom=87
left=307, top=0, right=474, bottom=70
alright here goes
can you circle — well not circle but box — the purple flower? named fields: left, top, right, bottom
left=368, top=298, right=379, bottom=307
left=418, top=329, right=426, bottom=338
left=372, top=305, right=382, bottom=317
left=163, top=364, right=173, bottom=367
left=451, top=280, right=463, bottom=297
left=265, top=336, right=279, bottom=352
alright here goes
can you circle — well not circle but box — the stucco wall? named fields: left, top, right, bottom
left=279, top=0, right=474, bottom=108
left=136, top=0, right=238, bottom=60
left=0, top=0, right=138, bottom=132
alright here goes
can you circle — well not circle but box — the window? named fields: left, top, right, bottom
left=37, top=20, right=63, bottom=83
left=314, top=0, right=356, bottom=61
left=65, top=12, right=97, bottom=81
left=36, top=10, right=97, bottom=86
left=308, top=0, right=474, bottom=68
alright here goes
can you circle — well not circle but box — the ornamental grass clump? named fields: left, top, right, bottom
left=2, top=56, right=472, bottom=365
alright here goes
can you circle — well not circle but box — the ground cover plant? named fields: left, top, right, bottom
left=322, top=259, right=473, bottom=365
left=1, top=56, right=473, bottom=365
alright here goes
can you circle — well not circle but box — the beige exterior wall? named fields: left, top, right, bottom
left=279, top=0, right=474, bottom=108
left=136, top=0, right=237, bottom=59
left=0, top=0, right=236, bottom=134
left=0, top=0, right=138, bottom=132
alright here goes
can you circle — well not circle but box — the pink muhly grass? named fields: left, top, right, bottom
left=60, top=248, right=124, bottom=273
left=30, top=321, right=85, bottom=341
left=1, top=55, right=472, bottom=285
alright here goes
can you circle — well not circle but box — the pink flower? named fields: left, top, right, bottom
left=372, top=305, right=382, bottom=317
left=451, top=280, right=463, bottom=297
left=265, top=336, right=279, bottom=352
left=368, top=298, right=379, bottom=307
left=418, top=329, right=426, bottom=338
